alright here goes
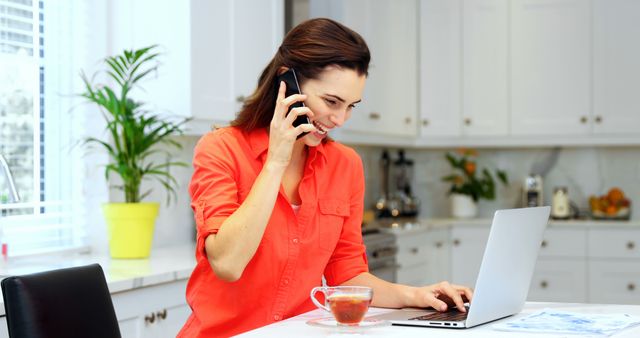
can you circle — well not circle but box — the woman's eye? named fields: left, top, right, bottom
left=349, top=104, right=357, bottom=109
left=324, top=98, right=337, bottom=106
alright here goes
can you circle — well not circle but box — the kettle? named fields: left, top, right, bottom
left=551, top=186, right=571, bottom=219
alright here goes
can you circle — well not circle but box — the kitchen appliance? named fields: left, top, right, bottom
left=375, top=150, right=392, bottom=218
left=551, top=186, right=571, bottom=219
left=393, top=150, right=420, bottom=217
left=523, top=174, right=543, bottom=207
left=362, top=228, right=397, bottom=283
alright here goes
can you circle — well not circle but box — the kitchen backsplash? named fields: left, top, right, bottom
left=353, top=145, right=640, bottom=220
left=148, top=136, right=640, bottom=250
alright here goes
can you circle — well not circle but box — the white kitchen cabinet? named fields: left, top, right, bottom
left=109, top=0, right=284, bottom=134
left=419, top=0, right=508, bottom=139
left=593, top=0, right=640, bottom=135
left=395, top=227, right=451, bottom=286
left=529, top=259, right=588, bottom=303
left=528, top=227, right=588, bottom=302
left=112, top=279, right=190, bottom=338
left=461, top=0, right=509, bottom=136
left=419, top=0, right=461, bottom=138
left=310, top=0, right=418, bottom=139
left=588, top=228, right=640, bottom=305
left=510, top=0, right=591, bottom=136
left=449, top=226, right=491, bottom=287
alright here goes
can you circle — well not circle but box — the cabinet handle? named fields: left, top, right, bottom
left=435, top=241, right=443, bottom=248
left=595, top=116, right=602, bottom=123
left=580, top=116, right=588, bottom=124
left=236, top=95, right=246, bottom=103
left=422, top=119, right=429, bottom=127
left=157, top=309, right=167, bottom=320
left=144, top=312, right=156, bottom=324
left=453, top=239, right=460, bottom=246
left=541, top=240, right=547, bottom=248
left=410, top=247, right=419, bottom=254
left=627, top=241, right=635, bottom=250
left=540, top=280, right=548, bottom=289
left=369, top=112, right=381, bottom=120
left=628, top=283, right=636, bottom=291
left=463, top=118, right=471, bottom=126
left=404, top=117, right=412, bottom=124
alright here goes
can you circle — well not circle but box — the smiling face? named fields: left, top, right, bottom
left=298, top=66, right=366, bottom=147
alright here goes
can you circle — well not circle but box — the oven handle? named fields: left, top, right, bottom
left=371, top=246, right=398, bottom=259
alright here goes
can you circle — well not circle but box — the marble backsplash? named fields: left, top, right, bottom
left=353, top=145, right=640, bottom=220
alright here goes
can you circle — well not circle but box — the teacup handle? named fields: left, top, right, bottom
left=310, top=287, right=331, bottom=312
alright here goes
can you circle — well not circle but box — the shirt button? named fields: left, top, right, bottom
left=274, top=314, right=281, bottom=321
left=282, top=278, right=289, bottom=285
left=292, top=238, right=299, bottom=244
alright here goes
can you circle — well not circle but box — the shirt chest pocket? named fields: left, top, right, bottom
left=317, top=198, right=349, bottom=252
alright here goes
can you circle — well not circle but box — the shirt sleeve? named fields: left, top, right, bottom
left=189, top=131, right=241, bottom=254
left=323, top=150, right=369, bottom=286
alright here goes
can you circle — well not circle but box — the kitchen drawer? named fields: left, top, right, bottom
left=397, top=263, right=429, bottom=287
left=396, top=231, right=431, bottom=268
left=589, top=260, right=640, bottom=305
left=528, top=258, right=587, bottom=303
left=588, top=228, right=640, bottom=259
left=538, top=228, right=587, bottom=258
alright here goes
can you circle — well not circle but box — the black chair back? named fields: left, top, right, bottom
left=1, top=263, right=121, bottom=338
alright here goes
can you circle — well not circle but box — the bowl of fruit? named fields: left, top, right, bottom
left=589, top=187, right=631, bottom=220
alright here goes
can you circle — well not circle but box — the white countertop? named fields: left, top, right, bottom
left=369, top=217, right=640, bottom=235
left=0, top=244, right=197, bottom=316
left=238, top=302, right=640, bottom=337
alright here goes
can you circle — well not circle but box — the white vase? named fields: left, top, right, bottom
left=450, top=194, right=478, bottom=218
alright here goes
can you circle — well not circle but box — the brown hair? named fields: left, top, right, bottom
left=230, top=18, right=370, bottom=131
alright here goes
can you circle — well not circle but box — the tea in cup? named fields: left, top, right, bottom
left=310, top=286, right=373, bottom=325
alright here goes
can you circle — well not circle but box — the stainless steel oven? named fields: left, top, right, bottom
left=362, top=229, right=398, bottom=283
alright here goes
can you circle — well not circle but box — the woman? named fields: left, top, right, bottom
left=179, top=18, right=473, bottom=337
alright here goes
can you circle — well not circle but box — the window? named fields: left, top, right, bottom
left=0, top=0, right=89, bottom=256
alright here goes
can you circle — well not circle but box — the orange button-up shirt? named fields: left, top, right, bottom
left=178, top=127, right=368, bottom=338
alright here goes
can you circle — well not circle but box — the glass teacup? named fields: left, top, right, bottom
left=310, top=286, right=373, bottom=326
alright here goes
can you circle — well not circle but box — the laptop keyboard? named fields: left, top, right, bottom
left=408, top=308, right=469, bottom=322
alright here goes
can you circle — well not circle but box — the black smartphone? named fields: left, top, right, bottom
left=277, top=68, right=311, bottom=139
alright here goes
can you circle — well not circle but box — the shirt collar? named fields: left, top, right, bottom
left=246, top=128, right=328, bottom=162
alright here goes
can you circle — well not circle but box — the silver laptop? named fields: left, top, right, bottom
left=372, top=206, right=550, bottom=329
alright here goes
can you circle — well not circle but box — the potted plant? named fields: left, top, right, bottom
left=441, top=149, right=508, bottom=218
left=79, top=45, right=189, bottom=258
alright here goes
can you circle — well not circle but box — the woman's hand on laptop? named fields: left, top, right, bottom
left=408, top=281, right=473, bottom=313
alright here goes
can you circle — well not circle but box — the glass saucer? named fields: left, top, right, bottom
left=306, top=317, right=390, bottom=331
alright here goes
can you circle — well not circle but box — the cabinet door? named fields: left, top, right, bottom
left=593, top=0, right=640, bottom=134
left=140, top=304, right=191, bottom=338
left=589, top=260, right=640, bottom=305
left=450, top=226, right=490, bottom=287
left=528, top=258, right=587, bottom=303
left=462, top=0, right=508, bottom=136
left=112, top=279, right=189, bottom=338
left=419, top=0, right=461, bottom=137
left=311, top=0, right=418, bottom=137
left=192, top=0, right=284, bottom=122
left=510, top=0, right=591, bottom=135
left=109, top=0, right=191, bottom=119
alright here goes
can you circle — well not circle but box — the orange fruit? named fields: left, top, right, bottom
left=606, top=205, right=618, bottom=216
left=607, top=187, right=625, bottom=205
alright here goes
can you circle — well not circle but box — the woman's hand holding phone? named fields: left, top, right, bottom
left=266, top=81, right=316, bottom=169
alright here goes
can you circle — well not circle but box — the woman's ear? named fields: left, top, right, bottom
left=277, top=66, right=289, bottom=76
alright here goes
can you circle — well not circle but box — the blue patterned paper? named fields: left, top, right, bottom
left=493, top=309, right=640, bottom=336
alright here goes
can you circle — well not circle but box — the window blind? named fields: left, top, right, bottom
left=0, top=0, right=94, bottom=256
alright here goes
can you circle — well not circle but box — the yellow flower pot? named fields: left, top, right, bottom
left=102, top=203, right=159, bottom=259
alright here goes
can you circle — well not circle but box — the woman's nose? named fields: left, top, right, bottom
left=330, top=111, right=346, bottom=127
